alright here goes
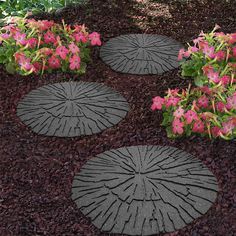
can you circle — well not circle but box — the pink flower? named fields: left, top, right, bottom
left=173, top=107, right=185, bottom=118
left=216, top=101, right=226, bottom=113
left=151, top=96, right=165, bottom=110
left=192, top=120, right=205, bottom=133
left=19, top=57, right=34, bottom=71
left=226, top=94, right=236, bottom=110
left=69, top=54, right=81, bottom=70
left=27, top=38, right=37, bottom=48
left=232, top=47, right=236, bottom=58
left=211, top=126, right=221, bottom=137
left=48, top=56, right=61, bottom=69
left=199, top=86, right=212, bottom=95
left=229, top=33, right=236, bottom=44
left=27, top=19, right=54, bottom=31
left=0, top=33, right=10, bottom=41
left=165, top=97, right=180, bottom=108
left=202, top=65, right=214, bottom=75
left=207, top=70, right=220, bottom=83
left=193, top=36, right=204, bottom=45
left=44, top=31, right=56, bottom=44
left=13, top=32, right=27, bottom=45
left=184, top=110, right=198, bottom=124
left=55, top=46, right=69, bottom=60
left=214, top=50, right=225, bottom=61
left=73, top=32, right=88, bottom=43
left=14, top=52, right=26, bottom=62
left=32, top=62, right=42, bottom=73
left=202, top=45, right=215, bottom=58
left=221, top=120, right=235, bottom=135
left=167, top=88, right=179, bottom=97
left=89, top=32, right=102, bottom=46
left=220, top=75, right=230, bottom=86
left=178, top=48, right=190, bottom=60
left=39, top=48, right=53, bottom=56
left=189, top=46, right=199, bottom=53
left=68, top=42, right=80, bottom=54
left=197, top=95, right=209, bottom=109
left=172, top=118, right=184, bottom=135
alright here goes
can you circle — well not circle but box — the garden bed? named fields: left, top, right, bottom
left=0, top=0, right=235, bottom=235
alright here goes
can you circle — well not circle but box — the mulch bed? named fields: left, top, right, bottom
left=0, top=0, right=236, bottom=235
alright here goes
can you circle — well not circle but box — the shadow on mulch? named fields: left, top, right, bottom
left=0, top=0, right=236, bottom=235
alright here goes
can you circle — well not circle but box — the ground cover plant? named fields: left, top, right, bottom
left=0, top=17, right=101, bottom=75
left=152, top=26, right=236, bottom=140
left=0, top=0, right=235, bottom=236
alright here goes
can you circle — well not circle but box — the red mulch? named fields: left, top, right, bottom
left=0, top=0, right=236, bottom=235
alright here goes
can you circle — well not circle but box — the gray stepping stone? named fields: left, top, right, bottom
left=100, top=34, right=182, bottom=75
left=17, top=81, right=129, bottom=137
left=72, top=145, right=218, bottom=236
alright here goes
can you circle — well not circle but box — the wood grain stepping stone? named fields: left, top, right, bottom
left=100, top=34, right=182, bottom=75
left=17, top=81, right=129, bottom=137
left=72, top=145, right=218, bottom=236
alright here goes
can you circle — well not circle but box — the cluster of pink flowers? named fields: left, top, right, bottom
left=0, top=18, right=101, bottom=75
left=152, top=87, right=236, bottom=139
left=152, top=25, right=236, bottom=140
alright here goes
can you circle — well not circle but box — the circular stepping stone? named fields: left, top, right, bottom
left=72, top=145, right=218, bottom=236
left=17, top=81, right=129, bottom=137
left=100, top=34, right=182, bottom=75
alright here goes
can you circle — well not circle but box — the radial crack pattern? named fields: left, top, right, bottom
left=100, top=34, right=182, bottom=75
left=72, top=145, right=218, bottom=235
left=17, top=81, right=129, bottom=137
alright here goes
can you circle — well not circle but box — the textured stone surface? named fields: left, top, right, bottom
left=17, top=82, right=129, bottom=137
left=72, top=145, right=218, bottom=236
left=100, top=34, right=182, bottom=75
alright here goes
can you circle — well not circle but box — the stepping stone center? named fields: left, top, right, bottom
left=72, top=145, right=218, bottom=236
left=100, top=34, right=182, bottom=75
left=17, top=81, right=129, bottom=137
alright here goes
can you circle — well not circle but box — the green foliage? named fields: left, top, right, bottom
left=0, top=0, right=87, bottom=19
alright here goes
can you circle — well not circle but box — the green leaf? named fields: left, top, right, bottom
left=6, top=62, right=16, bottom=74
left=194, top=76, right=205, bottom=87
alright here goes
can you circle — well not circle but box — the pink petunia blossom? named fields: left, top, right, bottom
left=207, top=70, right=220, bottom=83
left=228, top=33, right=236, bottom=44
left=69, top=54, right=81, bottom=70
left=221, top=120, right=235, bottom=135
left=184, top=110, right=198, bottom=124
left=202, top=65, right=214, bottom=75
left=48, top=56, right=61, bottom=69
left=0, top=33, right=10, bottom=41
left=178, top=48, right=190, bottom=60
left=151, top=96, right=165, bottom=110
left=202, top=45, right=215, bottom=58
left=193, top=36, right=204, bottom=45
left=19, top=57, right=34, bottom=71
left=220, top=75, right=230, bottom=86
left=232, top=47, right=236, bottom=58
left=55, top=46, right=69, bottom=60
left=226, top=94, right=236, bottom=110
left=44, top=31, right=56, bottom=44
left=197, top=95, right=209, bottom=109
left=189, top=46, right=199, bottom=53
left=14, top=52, right=26, bottom=62
left=192, top=120, right=205, bottom=133
left=216, top=101, right=226, bottom=113
left=73, top=32, right=88, bottom=43
left=211, top=126, right=221, bottom=137
left=27, top=38, right=37, bottom=48
left=89, top=32, right=102, bottom=46
left=13, top=32, right=27, bottom=45
left=214, top=50, right=225, bottom=61
left=165, top=97, right=180, bottom=108
left=68, top=42, right=80, bottom=54
left=32, top=62, right=42, bottom=73
left=172, top=118, right=184, bottom=135
left=173, top=107, right=185, bottom=118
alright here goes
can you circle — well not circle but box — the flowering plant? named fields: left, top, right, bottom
left=178, top=25, right=236, bottom=87
left=0, top=17, right=101, bottom=75
left=152, top=85, right=236, bottom=140
left=152, top=26, right=236, bottom=140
